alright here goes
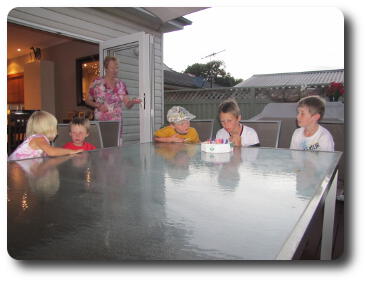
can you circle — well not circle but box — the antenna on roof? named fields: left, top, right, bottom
left=200, top=49, right=226, bottom=88
left=201, top=49, right=225, bottom=60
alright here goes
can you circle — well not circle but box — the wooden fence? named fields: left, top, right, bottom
left=164, top=87, right=273, bottom=133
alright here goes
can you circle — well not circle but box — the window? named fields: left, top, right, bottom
left=76, top=55, right=99, bottom=106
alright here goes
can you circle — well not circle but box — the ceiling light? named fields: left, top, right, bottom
left=17, top=48, right=21, bottom=52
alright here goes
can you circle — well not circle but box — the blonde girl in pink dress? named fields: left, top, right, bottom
left=8, top=111, right=83, bottom=161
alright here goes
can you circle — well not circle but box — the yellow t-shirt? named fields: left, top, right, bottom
left=154, top=126, right=200, bottom=143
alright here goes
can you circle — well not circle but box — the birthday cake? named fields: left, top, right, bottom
left=201, top=139, right=233, bottom=153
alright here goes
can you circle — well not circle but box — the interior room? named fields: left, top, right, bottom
left=7, top=22, right=99, bottom=121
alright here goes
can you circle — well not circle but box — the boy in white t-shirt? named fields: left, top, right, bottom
left=215, top=98, right=259, bottom=147
left=290, top=95, right=334, bottom=151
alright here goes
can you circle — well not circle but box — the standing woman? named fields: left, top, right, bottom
left=85, top=56, right=141, bottom=143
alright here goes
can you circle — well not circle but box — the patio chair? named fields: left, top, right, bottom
left=97, top=121, right=121, bottom=147
left=240, top=120, right=282, bottom=148
left=319, top=121, right=344, bottom=152
left=54, top=122, right=103, bottom=148
left=319, top=121, right=345, bottom=195
left=190, top=119, right=214, bottom=141
left=254, top=117, right=297, bottom=148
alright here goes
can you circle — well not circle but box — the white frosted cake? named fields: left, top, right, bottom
left=201, top=142, right=233, bottom=153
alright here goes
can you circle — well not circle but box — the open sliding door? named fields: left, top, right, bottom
left=100, top=32, right=153, bottom=144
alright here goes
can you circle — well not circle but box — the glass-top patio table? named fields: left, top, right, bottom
left=7, top=143, right=342, bottom=260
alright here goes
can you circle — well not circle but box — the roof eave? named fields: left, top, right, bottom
left=96, top=7, right=193, bottom=33
left=159, top=17, right=192, bottom=33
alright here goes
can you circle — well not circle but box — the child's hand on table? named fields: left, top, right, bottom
left=170, top=134, right=185, bottom=143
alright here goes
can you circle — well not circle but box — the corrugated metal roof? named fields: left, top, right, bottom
left=235, top=69, right=344, bottom=88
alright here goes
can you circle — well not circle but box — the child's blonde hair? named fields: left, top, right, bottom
left=218, top=98, right=241, bottom=118
left=26, top=110, right=58, bottom=140
left=69, top=117, right=91, bottom=133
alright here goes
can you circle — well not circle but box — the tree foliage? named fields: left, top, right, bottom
left=184, top=60, right=243, bottom=87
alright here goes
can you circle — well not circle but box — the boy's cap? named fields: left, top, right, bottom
left=167, top=106, right=196, bottom=123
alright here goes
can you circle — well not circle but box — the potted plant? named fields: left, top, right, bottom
left=325, top=82, right=345, bottom=102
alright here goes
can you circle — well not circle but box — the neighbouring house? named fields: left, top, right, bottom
left=163, top=64, right=222, bottom=90
left=7, top=7, right=206, bottom=143
left=235, top=69, right=344, bottom=102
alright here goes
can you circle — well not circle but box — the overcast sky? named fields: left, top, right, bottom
left=163, top=6, right=344, bottom=81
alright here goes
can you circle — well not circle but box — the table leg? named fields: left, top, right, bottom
left=320, top=170, right=338, bottom=260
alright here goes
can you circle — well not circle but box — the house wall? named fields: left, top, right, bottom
left=42, top=40, right=98, bottom=121
left=154, top=35, right=164, bottom=131
left=23, top=60, right=55, bottom=114
left=8, top=7, right=164, bottom=131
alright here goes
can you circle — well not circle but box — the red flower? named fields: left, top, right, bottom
left=326, top=82, right=344, bottom=97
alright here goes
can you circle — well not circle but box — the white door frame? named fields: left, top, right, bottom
left=100, top=32, right=153, bottom=143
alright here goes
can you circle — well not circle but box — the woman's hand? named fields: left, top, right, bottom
left=131, top=98, right=142, bottom=104
left=97, top=103, right=109, bottom=113
left=123, top=96, right=142, bottom=109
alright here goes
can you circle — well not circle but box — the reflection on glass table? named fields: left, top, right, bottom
left=7, top=143, right=342, bottom=260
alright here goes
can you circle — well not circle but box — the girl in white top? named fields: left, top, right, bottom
left=8, top=110, right=83, bottom=161
left=215, top=98, right=259, bottom=147
left=290, top=95, right=334, bottom=151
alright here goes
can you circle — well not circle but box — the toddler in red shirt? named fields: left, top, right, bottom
left=63, top=118, right=96, bottom=151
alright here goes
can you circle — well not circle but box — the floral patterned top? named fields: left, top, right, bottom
left=8, top=134, right=50, bottom=161
left=88, top=77, right=128, bottom=121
